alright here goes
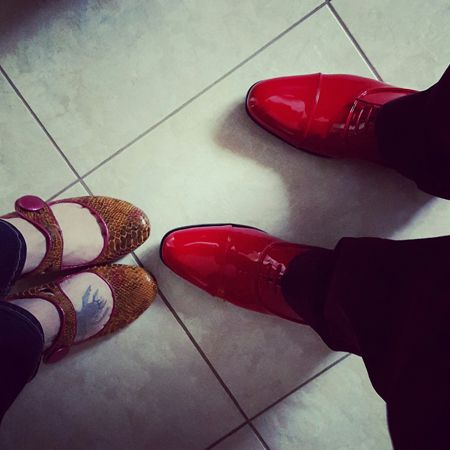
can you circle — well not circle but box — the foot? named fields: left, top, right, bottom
left=10, top=271, right=114, bottom=350
left=3, top=201, right=104, bottom=274
left=246, top=73, right=416, bottom=162
left=6, top=265, right=157, bottom=363
left=1, top=195, right=150, bottom=276
left=160, top=224, right=311, bottom=323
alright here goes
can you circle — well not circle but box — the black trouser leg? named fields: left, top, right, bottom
left=376, top=64, right=450, bottom=199
left=282, top=236, right=450, bottom=450
left=0, top=303, right=44, bottom=422
left=0, top=220, right=27, bottom=298
left=0, top=219, right=43, bottom=422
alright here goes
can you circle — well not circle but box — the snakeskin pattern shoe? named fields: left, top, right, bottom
left=5, top=264, right=157, bottom=363
left=1, top=195, right=150, bottom=276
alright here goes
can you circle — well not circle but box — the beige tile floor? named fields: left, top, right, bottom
left=0, top=0, right=448, bottom=448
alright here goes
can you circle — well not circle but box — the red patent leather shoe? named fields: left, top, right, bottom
left=246, top=74, right=416, bottom=163
left=161, top=224, right=314, bottom=324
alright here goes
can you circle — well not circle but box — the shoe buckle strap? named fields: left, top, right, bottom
left=20, top=283, right=77, bottom=364
left=13, top=195, right=64, bottom=275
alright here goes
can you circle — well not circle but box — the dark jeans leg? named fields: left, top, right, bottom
left=0, top=219, right=27, bottom=298
left=0, top=303, right=44, bottom=423
left=376, top=64, right=450, bottom=199
left=0, top=219, right=43, bottom=422
left=282, top=236, right=450, bottom=450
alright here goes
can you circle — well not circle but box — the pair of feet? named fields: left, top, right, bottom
left=2, top=195, right=301, bottom=367
left=2, top=195, right=308, bottom=368
left=160, top=72, right=433, bottom=324
left=2, top=195, right=156, bottom=363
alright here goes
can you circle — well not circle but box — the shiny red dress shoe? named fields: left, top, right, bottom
left=161, top=224, right=314, bottom=323
left=246, top=74, right=416, bottom=163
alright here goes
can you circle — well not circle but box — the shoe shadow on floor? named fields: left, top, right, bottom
left=215, top=102, right=431, bottom=248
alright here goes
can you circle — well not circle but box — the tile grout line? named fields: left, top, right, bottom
left=205, top=421, right=270, bottom=450
left=205, top=353, right=352, bottom=448
left=155, top=288, right=277, bottom=449
left=204, top=422, right=249, bottom=449
left=326, top=2, right=383, bottom=81
left=249, top=353, right=351, bottom=423
left=127, top=253, right=257, bottom=426
left=150, top=288, right=249, bottom=418
left=3, top=1, right=326, bottom=195
left=0, top=65, right=95, bottom=195
left=120, top=249, right=272, bottom=449
left=129, top=251, right=273, bottom=449
left=76, top=1, right=328, bottom=182
left=247, top=422, right=271, bottom=450
left=46, top=179, right=83, bottom=201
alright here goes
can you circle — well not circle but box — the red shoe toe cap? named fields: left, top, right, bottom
left=161, top=226, right=230, bottom=295
left=246, top=74, right=321, bottom=146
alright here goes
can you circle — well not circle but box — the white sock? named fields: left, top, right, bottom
left=51, top=203, right=104, bottom=267
left=10, top=272, right=113, bottom=350
left=3, top=202, right=104, bottom=274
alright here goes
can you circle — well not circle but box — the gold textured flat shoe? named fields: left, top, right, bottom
left=1, top=195, right=150, bottom=276
left=5, top=264, right=157, bottom=363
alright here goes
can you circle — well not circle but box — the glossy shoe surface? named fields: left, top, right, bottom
left=246, top=74, right=416, bottom=162
left=161, top=224, right=312, bottom=323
